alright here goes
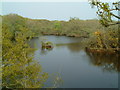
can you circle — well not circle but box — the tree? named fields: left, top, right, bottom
left=89, top=0, right=120, bottom=27
left=54, top=21, right=61, bottom=31
left=2, top=14, right=48, bottom=88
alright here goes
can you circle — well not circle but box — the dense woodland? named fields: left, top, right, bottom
left=2, top=14, right=48, bottom=88
left=3, top=14, right=119, bottom=49
left=2, top=13, right=119, bottom=88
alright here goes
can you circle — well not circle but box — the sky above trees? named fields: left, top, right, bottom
left=2, top=2, right=98, bottom=21
left=2, top=0, right=118, bottom=21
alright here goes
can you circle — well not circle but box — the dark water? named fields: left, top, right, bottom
left=30, top=35, right=118, bottom=88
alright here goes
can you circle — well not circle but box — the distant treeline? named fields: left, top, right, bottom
left=2, top=14, right=117, bottom=37
left=2, top=14, right=118, bottom=49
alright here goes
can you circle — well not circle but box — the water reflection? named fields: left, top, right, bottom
left=31, top=36, right=118, bottom=88
left=52, top=73, right=63, bottom=88
left=56, top=42, right=85, bottom=53
left=42, top=36, right=119, bottom=72
left=86, top=50, right=120, bottom=72
left=39, top=44, right=54, bottom=56
left=52, top=42, right=119, bottom=72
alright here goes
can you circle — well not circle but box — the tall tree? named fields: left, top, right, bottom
left=89, top=0, right=120, bottom=27
left=2, top=14, right=48, bottom=88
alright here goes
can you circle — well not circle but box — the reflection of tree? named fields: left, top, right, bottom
left=56, top=42, right=85, bottom=53
left=52, top=73, right=63, bottom=88
left=67, top=44, right=82, bottom=53
left=40, top=47, right=53, bottom=55
left=86, top=49, right=120, bottom=72
left=41, top=49, right=48, bottom=55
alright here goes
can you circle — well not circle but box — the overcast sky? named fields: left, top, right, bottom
left=2, top=1, right=118, bottom=21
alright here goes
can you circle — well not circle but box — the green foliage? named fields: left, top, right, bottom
left=86, top=26, right=118, bottom=49
left=2, top=14, right=48, bottom=88
left=53, top=21, right=61, bottom=31
left=41, top=41, right=54, bottom=50
left=89, top=0, right=120, bottom=27
left=8, top=14, right=101, bottom=38
left=3, top=14, right=118, bottom=50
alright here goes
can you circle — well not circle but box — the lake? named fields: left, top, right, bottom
left=30, top=35, right=118, bottom=88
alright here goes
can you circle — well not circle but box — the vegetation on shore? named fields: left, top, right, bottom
left=88, top=0, right=119, bottom=54
left=1, top=0, right=119, bottom=88
left=2, top=14, right=48, bottom=88
left=2, top=14, right=119, bottom=50
left=1, top=12, right=119, bottom=88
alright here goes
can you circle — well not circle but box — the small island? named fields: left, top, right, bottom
left=41, top=41, right=54, bottom=50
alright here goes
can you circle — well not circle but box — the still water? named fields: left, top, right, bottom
left=30, top=35, right=118, bottom=88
